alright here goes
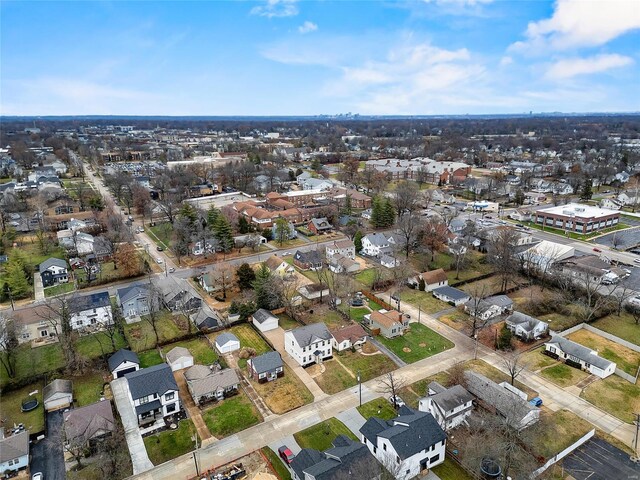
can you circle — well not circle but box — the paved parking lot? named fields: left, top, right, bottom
left=595, top=226, right=640, bottom=250
left=562, top=438, right=640, bottom=480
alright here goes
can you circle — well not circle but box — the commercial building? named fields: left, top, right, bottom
left=534, top=203, right=619, bottom=234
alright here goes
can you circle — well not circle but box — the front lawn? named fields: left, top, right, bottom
left=313, top=359, right=358, bottom=395
left=124, top=311, right=184, bottom=352
left=357, top=398, right=397, bottom=420
left=377, top=323, right=453, bottom=363
left=144, top=419, right=197, bottom=465
left=138, top=349, right=164, bottom=368
left=74, top=371, right=108, bottom=407
left=202, top=393, right=262, bottom=437
left=250, top=365, right=313, bottom=414
left=533, top=410, right=593, bottom=460
left=592, top=313, right=640, bottom=347
left=1, top=382, right=45, bottom=433
left=520, top=347, right=558, bottom=372
left=161, top=337, right=218, bottom=365
left=74, top=331, right=128, bottom=360
left=1, top=342, right=65, bottom=388
left=399, top=289, right=451, bottom=314
left=539, top=363, right=590, bottom=388
left=581, top=375, right=640, bottom=423
left=44, top=282, right=75, bottom=297
left=566, top=329, right=640, bottom=375
left=261, top=447, right=292, bottom=480
left=294, top=418, right=358, bottom=451
left=148, top=222, right=173, bottom=250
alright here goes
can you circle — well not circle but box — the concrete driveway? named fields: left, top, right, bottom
left=30, top=410, right=65, bottom=480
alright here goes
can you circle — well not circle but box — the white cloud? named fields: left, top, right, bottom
left=420, top=0, right=494, bottom=16
left=250, top=0, right=298, bottom=18
left=545, top=54, right=634, bottom=80
left=511, top=0, right=640, bottom=53
left=499, top=56, right=513, bottom=66
left=298, top=21, right=318, bottom=34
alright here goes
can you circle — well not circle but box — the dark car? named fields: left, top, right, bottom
left=593, top=247, right=602, bottom=253
left=157, top=246, right=164, bottom=251
left=278, top=446, right=295, bottom=464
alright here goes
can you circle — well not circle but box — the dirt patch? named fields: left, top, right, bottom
left=203, top=451, right=271, bottom=479
left=419, top=343, right=427, bottom=347
left=361, top=342, right=377, bottom=354
left=403, top=347, right=412, bottom=353
left=307, top=364, right=322, bottom=376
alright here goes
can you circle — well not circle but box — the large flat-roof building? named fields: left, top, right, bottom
left=534, top=203, right=619, bottom=234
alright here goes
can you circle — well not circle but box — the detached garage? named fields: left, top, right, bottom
left=251, top=309, right=279, bottom=333
left=166, top=346, right=194, bottom=371
left=215, top=332, right=240, bottom=354
left=108, top=349, right=140, bottom=378
left=44, top=379, right=73, bottom=411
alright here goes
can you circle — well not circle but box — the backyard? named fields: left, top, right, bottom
left=566, top=329, right=640, bottom=375
left=1, top=342, right=65, bottom=388
left=591, top=313, right=640, bottom=347
left=432, top=458, right=474, bottom=480
left=250, top=365, right=313, bottom=414
left=73, top=371, right=108, bottom=407
left=581, top=375, right=640, bottom=423
left=124, top=311, right=185, bottom=352
left=2, top=382, right=45, bottom=433
left=399, top=289, right=451, bottom=314
left=229, top=324, right=272, bottom=368
left=138, top=349, right=164, bottom=368
left=161, top=337, right=218, bottom=365
left=144, top=419, right=197, bottom=465
left=293, top=418, right=357, bottom=451
left=278, top=314, right=301, bottom=331
left=74, top=331, right=128, bottom=361
left=377, top=323, right=454, bottom=363
left=201, top=393, right=262, bottom=437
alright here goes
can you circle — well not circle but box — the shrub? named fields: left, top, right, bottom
left=496, top=325, right=513, bottom=350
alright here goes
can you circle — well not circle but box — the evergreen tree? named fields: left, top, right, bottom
left=382, top=198, right=396, bottom=227
left=354, top=230, right=363, bottom=252
left=341, top=194, right=353, bottom=216
left=580, top=178, right=594, bottom=201
left=213, top=215, right=234, bottom=253
left=252, top=263, right=277, bottom=310
left=238, top=216, right=251, bottom=234
left=514, top=188, right=525, bottom=206
left=418, top=277, right=426, bottom=291
left=5, top=257, right=30, bottom=298
left=371, top=196, right=383, bottom=228
left=207, top=206, right=220, bottom=231
left=236, top=263, right=256, bottom=290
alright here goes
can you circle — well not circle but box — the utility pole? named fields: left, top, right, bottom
left=192, top=428, right=200, bottom=477
left=634, top=413, right=640, bottom=458
left=474, top=334, right=479, bottom=360
left=357, top=370, right=362, bottom=407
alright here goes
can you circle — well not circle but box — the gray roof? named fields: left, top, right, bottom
left=165, top=346, right=192, bottom=364
left=310, top=217, right=332, bottom=230
left=108, top=349, right=139, bottom=372
left=215, top=332, right=239, bottom=347
left=250, top=351, right=283, bottom=374
left=433, top=286, right=470, bottom=301
left=290, top=323, right=332, bottom=348
left=125, top=363, right=177, bottom=400
left=545, top=335, right=615, bottom=371
left=428, top=382, right=474, bottom=413
left=63, top=400, right=115, bottom=445
left=191, top=307, right=221, bottom=330
left=252, top=308, right=278, bottom=324
left=505, top=312, right=547, bottom=333
left=39, top=257, right=67, bottom=273
left=485, top=295, right=513, bottom=308
left=364, top=232, right=389, bottom=247
left=116, top=283, right=149, bottom=304
left=294, top=249, right=322, bottom=264
left=44, top=378, right=73, bottom=401
left=291, top=448, right=325, bottom=480
left=184, top=366, right=239, bottom=397
left=69, top=291, right=111, bottom=314
left=0, top=430, right=29, bottom=463
left=304, top=435, right=381, bottom=480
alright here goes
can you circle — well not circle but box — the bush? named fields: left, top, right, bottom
left=238, top=347, right=256, bottom=359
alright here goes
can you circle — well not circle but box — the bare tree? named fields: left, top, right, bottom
left=393, top=180, right=420, bottom=217
left=95, top=422, right=132, bottom=478
left=0, top=314, right=19, bottom=378
left=465, top=283, right=491, bottom=338
left=378, top=372, right=407, bottom=409
left=502, top=353, right=525, bottom=386
left=487, top=228, right=519, bottom=292
left=144, top=282, right=165, bottom=347
left=396, top=213, right=423, bottom=258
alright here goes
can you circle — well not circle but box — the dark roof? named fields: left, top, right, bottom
left=69, top=291, right=111, bottom=314
left=116, top=283, right=149, bottom=304
left=39, top=257, right=67, bottom=273
left=545, top=336, right=614, bottom=370
left=433, top=286, right=470, bottom=301
left=304, top=435, right=381, bottom=480
left=63, top=400, right=115, bottom=445
left=290, top=448, right=325, bottom=480
left=108, top=349, right=140, bottom=372
left=430, top=384, right=474, bottom=413
left=125, top=363, right=177, bottom=400
left=250, top=351, right=283, bottom=374
left=359, top=407, right=447, bottom=460
left=135, top=399, right=162, bottom=416
left=290, top=323, right=332, bottom=347
left=505, top=312, right=547, bottom=333
left=191, top=306, right=221, bottom=330
left=252, top=308, right=278, bottom=324
left=294, top=249, right=323, bottom=264
left=44, top=378, right=73, bottom=401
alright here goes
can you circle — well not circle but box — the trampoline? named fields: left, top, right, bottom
left=21, top=398, right=39, bottom=412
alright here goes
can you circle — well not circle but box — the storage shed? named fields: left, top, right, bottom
left=165, top=346, right=194, bottom=371
left=44, top=379, right=73, bottom=411
left=215, top=332, right=241, bottom=354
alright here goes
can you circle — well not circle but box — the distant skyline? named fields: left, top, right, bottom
left=2, top=1, right=639, bottom=116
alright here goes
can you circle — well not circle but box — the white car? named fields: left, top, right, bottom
left=156, top=258, right=163, bottom=264
left=634, top=258, right=640, bottom=265
left=32, top=473, right=43, bottom=480
left=388, top=395, right=405, bottom=408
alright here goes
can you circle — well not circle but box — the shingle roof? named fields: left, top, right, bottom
left=165, top=346, right=192, bottom=364
left=108, top=349, right=139, bottom=372
left=69, top=291, right=111, bottom=314
left=421, top=268, right=447, bottom=285
left=191, top=307, right=221, bottom=330
left=369, top=310, right=403, bottom=329
left=116, top=283, right=149, bottom=304
left=364, top=233, right=389, bottom=247
left=330, top=324, right=368, bottom=344
left=545, top=335, right=615, bottom=371
left=44, top=379, right=72, bottom=401
left=290, top=449, right=325, bottom=480
left=249, top=351, right=283, bottom=374
left=433, top=286, right=470, bottom=301
left=290, top=323, right=332, bottom=347
left=265, top=255, right=285, bottom=271
left=252, top=308, right=278, bottom=324
left=125, top=363, right=177, bottom=400
left=39, top=257, right=67, bottom=273
left=294, top=249, right=322, bottom=264
left=429, top=384, right=474, bottom=413
left=184, top=366, right=239, bottom=398
left=505, top=312, right=547, bottom=333
left=0, top=430, right=29, bottom=463
left=63, top=400, right=115, bottom=445
left=304, top=435, right=381, bottom=480
left=215, top=332, right=239, bottom=347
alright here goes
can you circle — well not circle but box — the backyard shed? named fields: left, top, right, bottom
left=215, top=332, right=241, bottom=354
left=165, top=346, right=194, bottom=371
left=43, top=379, right=73, bottom=411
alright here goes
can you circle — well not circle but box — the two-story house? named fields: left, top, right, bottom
left=360, top=406, right=447, bottom=480
left=308, top=217, right=334, bottom=235
left=364, top=309, right=409, bottom=339
left=418, top=381, right=474, bottom=431
left=408, top=268, right=448, bottom=291
left=361, top=233, right=395, bottom=257
left=284, top=323, right=333, bottom=367
left=265, top=255, right=295, bottom=278
left=39, top=257, right=68, bottom=287
left=69, top=292, right=113, bottom=330
left=325, top=239, right=356, bottom=260
left=116, top=284, right=151, bottom=321
left=293, top=250, right=323, bottom=271
left=125, top=363, right=180, bottom=427
left=108, top=349, right=140, bottom=378
left=0, top=430, right=29, bottom=476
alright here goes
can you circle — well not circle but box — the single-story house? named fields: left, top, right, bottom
left=265, top=255, right=295, bottom=278
left=252, top=308, right=279, bottom=332
left=297, top=283, right=330, bottom=302
left=330, top=323, right=368, bottom=351
left=108, top=349, right=140, bottom=378
left=327, top=254, right=360, bottom=273
left=293, top=250, right=323, bottom=271
left=364, top=309, right=408, bottom=339
left=184, top=365, right=240, bottom=405
left=432, top=286, right=471, bottom=306
left=380, top=254, right=400, bottom=269
left=0, top=430, right=29, bottom=475
left=409, top=268, right=448, bottom=291
left=247, top=351, right=284, bottom=383
left=44, top=379, right=73, bottom=411
left=165, top=346, right=194, bottom=371
left=215, top=332, right=241, bottom=354
left=505, top=312, right=548, bottom=341
left=544, top=336, right=616, bottom=378
left=63, top=400, right=116, bottom=448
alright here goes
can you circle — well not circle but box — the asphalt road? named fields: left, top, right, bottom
left=30, top=410, right=66, bottom=480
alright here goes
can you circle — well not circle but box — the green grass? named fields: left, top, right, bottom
left=581, top=375, right=640, bottom=423
left=521, top=347, right=558, bottom=371
left=539, top=311, right=583, bottom=332
left=566, top=329, right=640, bottom=375
left=355, top=269, right=376, bottom=287
left=148, top=222, right=173, bottom=250
left=314, top=360, right=358, bottom=394
left=144, top=419, right=197, bottom=465
left=76, top=260, right=145, bottom=286
left=377, top=323, right=454, bottom=363
left=261, top=447, right=292, bottom=480
left=74, top=371, right=108, bottom=407
left=357, top=398, right=397, bottom=420
left=399, top=289, right=451, bottom=314
left=1, top=382, right=45, bottom=433
left=349, top=307, right=370, bottom=322
left=533, top=410, right=593, bottom=460
left=228, top=324, right=271, bottom=368
left=44, top=281, right=75, bottom=297
left=592, top=313, right=640, bottom=347
left=368, top=298, right=383, bottom=310
left=138, top=349, right=164, bottom=368
left=202, top=393, right=262, bottom=437
left=74, top=331, right=128, bottom=360
left=294, top=418, right=358, bottom=451
left=278, top=314, right=301, bottom=331
left=339, top=348, right=396, bottom=382
left=539, top=363, right=589, bottom=387
left=251, top=364, right=313, bottom=414
left=0, top=342, right=65, bottom=388
left=432, top=458, right=474, bottom=480
left=123, top=311, right=185, bottom=352
left=161, top=337, right=218, bottom=365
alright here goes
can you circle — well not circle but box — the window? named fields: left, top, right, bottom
left=40, top=330, right=48, bottom=337
left=165, top=392, right=175, bottom=401
left=430, top=453, right=440, bottom=464
left=383, top=444, right=386, bottom=451
left=166, top=403, right=176, bottom=413
left=139, top=395, right=150, bottom=405
left=396, top=456, right=400, bottom=464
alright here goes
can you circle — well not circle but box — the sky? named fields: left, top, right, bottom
left=1, top=0, right=639, bottom=116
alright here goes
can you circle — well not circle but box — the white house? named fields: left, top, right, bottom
left=544, top=336, right=616, bottom=378
left=0, top=430, right=29, bottom=476
left=326, top=239, right=356, bottom=260
left=43, top=379, right=73, bottom=411
left=409, top=269, right=448, bottom=292
left=165, top=346, right=194, bottom=371
left=69, top=292, right=113, bottom=330
left=380, top=254, right=400, bottom=269
left=418, top=381, right=474, bottom=431
left=125, top=363, right=180, bottom=427
left=505, top=312, right=548, bottom=341
left=360, top=406, right=447, bottom=480
left=108, top=349, right=140, bottom=378
left=600, top=198, right=623, bottom=210
left=284, top=323, right=333, bottom=367
left=432, top=286, right=471, bottom=306
left=251, top=308, right=279, bottom=332
left=361, top=233, right=394, bottom=257
left=330, top=323, right=368, bottom=352
left=215, top=332, right=241, bottom=354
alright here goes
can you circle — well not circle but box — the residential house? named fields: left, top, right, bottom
left=360, top=406, right=447, bottom=480
left=328, top=254, right=360, bottom=274
left=293, top=250, right=323, bottom=271
left=556, top=255, right=620, bottom=285
left=330, top=323, right=368, bottom=351
left=199, top=273, right=218, bottom=293
left=432, top=189, right=455, bottom=204
left=247, top=351, right=284, bottom=383
left=464, top=371, right=540, bottom=430
left=464, top=295, right=514, bottom=322
left=297, top=283, right=331, bottom=302
left=39, top=257, right=68, bottom=287
left=155, top=276, right=202, bottom=312
left=325, top=239, right=356, bottom=260
left=264, top=255, right=295, bottom=278
left=184, top=365, right=240, bottom=405
left=380, top=254, right=400, bottom=269
left=505, top=312, right=548, bottom=341
left=215, top=332, right=241, bottom=354
left=251, top=308, right=279, bottom=332
left=544, top=336, right=616, bottom=378
left=108, top=349, right=140, bottom=378
left=409, top=269, right=448, bottom=291
left=361, top=233, right=395, bottom=257
left=361, top=208, right=373, bottom=220
left=44, top=379, right=73, bottom=411
left=125, top=363, right=180, bottom=427
left=284, top=323, right=333, bottom=367
left=116, top=284, right=151, bottom=321
left=300, top=177, right=334, bottom=191
left=57, top=230, right=95, bottom=256
left=418, top=381, right=474, bottom=431
left=165, top=346, right=194, bottom=371
left=0, top=431, right=29, bottom=475
left=600, top=198, right=623, bottom=210
left=190, top=306, right=222, bottom=332
left=63, top=400, right=116, bottom=449
left=364, top=309, right=408, bottom=339
left=69, top=291, right=113, bottom=331
left=509, top=209, right=532, bottom=222
left=432, top=286, right=471, bottom=306
left=291, top=435, right=382, bottom=480
left=308, top=217, right=334, bottom=235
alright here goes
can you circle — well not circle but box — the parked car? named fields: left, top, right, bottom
left=278, top=446, right=295, bottom=464
left=593, top=247, right=602, bottom=253
left=634, top=258, right=640, bottom=265
left=168, top=267, right=175, bottom=273
left=156, top=258, right=163, bottom=264
left=529, top=397, right=543, bottom=407
left=32, top=473, right=43, bottom=480
left=157, top=246, right=164, bottom=251
left=388, top=395, right=405, bottom=408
